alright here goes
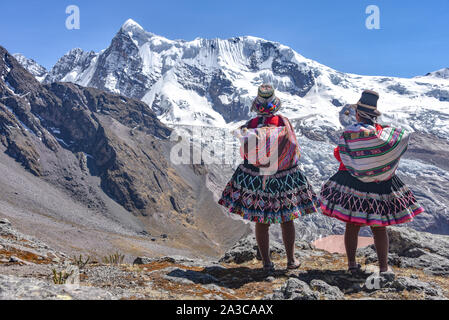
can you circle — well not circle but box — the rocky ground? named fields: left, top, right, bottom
left=1, top=217, right=448, bottom=300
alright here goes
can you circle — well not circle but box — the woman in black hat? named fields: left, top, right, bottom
left=219, top=84, right=319, bottom=272
left=319, top=90, right=424, bottom=273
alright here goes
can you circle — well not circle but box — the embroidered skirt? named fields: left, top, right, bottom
left=319, top=170, right=424, bottom=227
left=218, top=163, right=319, bottom=224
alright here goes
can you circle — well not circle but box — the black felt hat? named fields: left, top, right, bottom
left=351, top=90, right=381, bottom=117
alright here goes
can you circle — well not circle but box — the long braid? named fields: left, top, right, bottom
left=357, top=109, right=377, bottom=125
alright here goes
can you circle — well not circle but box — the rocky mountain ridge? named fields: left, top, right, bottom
left=422, top=68, right=449, bottom=80
left=11, top=53, right=48, bottom=82
left=1, top=45, right=249, bottom=259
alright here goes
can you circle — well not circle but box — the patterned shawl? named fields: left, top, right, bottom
left=338, top=123, right=410, bottom=182
left=233, top=115, right=300, bottom=175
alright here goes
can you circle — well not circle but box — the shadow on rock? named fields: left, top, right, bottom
left=164, top=265, right=288, bottom=289
left=291, top=269, right=368, bottom=294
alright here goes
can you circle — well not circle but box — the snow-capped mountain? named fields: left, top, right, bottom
left=43, top=48, right=97, bottom=85
left=20, top=19, right=449, bottom=137
left=14, top=19, right=449, bottom=237
left=422, top=68, right=449, bottom=80
left=12, top=53, right=47, bottom=82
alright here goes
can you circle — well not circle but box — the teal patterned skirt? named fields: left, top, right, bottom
left=218, top=163, right=319, bottom=224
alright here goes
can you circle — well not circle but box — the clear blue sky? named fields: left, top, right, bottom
left=0, top=0, right=447, bottom=77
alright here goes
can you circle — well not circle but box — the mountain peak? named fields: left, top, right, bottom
left=425, top=67, right=449, bottom=79
left=12, top=52, right=48, bottom=81
left=121, top=19, right=144, bottom=32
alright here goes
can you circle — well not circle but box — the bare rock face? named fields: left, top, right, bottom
left=276, top=278, right=319, bottom=300
left=1, top=45, right=176, bottom=217
left=43, top=48, right=96, bottom=84
left=133, top=256, right=198, bottom=266
left=40, top=81, right=184, bottom=217
left=12, top=54, right=47, bottom=82
left=0, top=218, right=11, bottom=226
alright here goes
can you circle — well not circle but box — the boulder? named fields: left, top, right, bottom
left=0, top=218, right=11, bottom=226
left=286, top=278, right=319, bottom=300
left=133, top=257, right=157, bottom=265
left=385, top=277, right=445, bottom=298
left=310, top=279, right=345, bottom=300
left=358, top=227, right=449, bottom=275
left=266, top=278, right=319, bottom=300
left=219, top=235, right=285, bottom=264
left=388, top=227, right=449, bottom=259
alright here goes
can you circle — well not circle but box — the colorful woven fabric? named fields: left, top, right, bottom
left=219, top=164, right=319, bottom=224
left=319, top=170, right=424, bottom=227
left=338, top=123, right=410, bottom=182
left=234, top=115, right=300, bottom=174
left=247, top=115, right=284, bottom=128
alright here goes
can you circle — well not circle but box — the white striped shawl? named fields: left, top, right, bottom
left=338, top=123, right=410, bottom=182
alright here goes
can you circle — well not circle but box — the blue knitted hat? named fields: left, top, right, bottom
left=251, top=84, right=282, bottom=115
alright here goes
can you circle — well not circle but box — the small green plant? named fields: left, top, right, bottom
left=71, top=254, right=91, bottom=269
left=52, top=269, right=73, bottom=285
left=102, top=252, right=125, bottom=265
